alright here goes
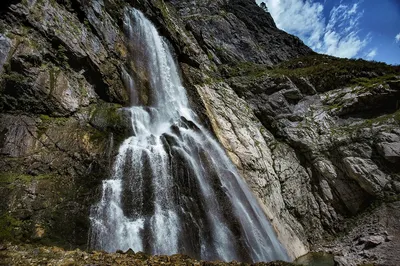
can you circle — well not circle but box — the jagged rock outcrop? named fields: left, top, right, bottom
left=0, top=0, right=399, bottom=265
left=130, top=1, right=400, bottom=264
left=0, top=0, right=130, bottom=248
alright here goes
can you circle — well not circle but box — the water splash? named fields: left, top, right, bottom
left=89, top=8, right=289, bottom=263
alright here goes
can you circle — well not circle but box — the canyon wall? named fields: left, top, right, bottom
left=0, top=0, right=399, bottom=264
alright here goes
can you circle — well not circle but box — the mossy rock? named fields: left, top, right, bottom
left=0, top=172, right=53, bottom=185
left=0, top=213, right=23, bottom=241
left=89, top=102, right=131, bottom=141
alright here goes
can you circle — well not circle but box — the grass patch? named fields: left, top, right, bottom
left=222, top=54, right=400, bottom=93
left=0, top=172, right=53, bottom=184
left=351, top=74, right=398, bottom=88
left=0, top=213, right=22, bottom=241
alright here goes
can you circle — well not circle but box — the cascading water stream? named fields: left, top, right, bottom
left=89, top=8, right=289, bottom=263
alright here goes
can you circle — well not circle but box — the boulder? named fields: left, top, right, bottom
left=359, top=236, right=385, bottom=249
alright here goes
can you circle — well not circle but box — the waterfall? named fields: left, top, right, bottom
left=89, top=8, right=289, bottom=263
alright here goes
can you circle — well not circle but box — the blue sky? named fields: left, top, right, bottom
left=256, top=0, right=400, bottom=65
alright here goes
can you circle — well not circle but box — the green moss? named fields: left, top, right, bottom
left=68, top=19, right=81, bottom=36
left=39, top=114, right=51, bottom=122
left=49, top=66, right=61, bottom=95
left=351, top=74, right=398, bottom=88
left=90, top=103, right=123, bottom=126
left=2, top=72, right=28, bottom=84
left=331, top=109, right=400, bottom=136
left=37, top=115, right=69, bottom=136
left=56, top=45, right=68, bottom=65
left=0, top=21, right=5, bottom=34
left=0, top=172, right=53, bottom=184
left=207, top=51, right=214, bottom=61
left=270, top=54, right=399, bottom=91
left=222, top=54, right=399, bottom=94
left=89, top=102, right=127, bottom=144
left=223, top=62, right=269, bottom=78
left=0, top=214, right=22, bottom=241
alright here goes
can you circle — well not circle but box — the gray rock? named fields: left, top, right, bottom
left=334, top=256, right=351, bottom=266
left=386, top=235, right=394, bottom=242
left=359, top=235, right=385, bottom=249
left=343, top=157, right=389, bottom=196
left=377, top=142, right=400, bottom=163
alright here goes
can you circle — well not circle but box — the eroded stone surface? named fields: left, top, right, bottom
left=0, top=0, right=399, bottom=265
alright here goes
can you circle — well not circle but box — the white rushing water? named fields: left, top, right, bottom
left=89, top=8, right=289, bottom=263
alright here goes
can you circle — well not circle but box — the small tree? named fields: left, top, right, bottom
left=260, top=2, right=268, bottom=12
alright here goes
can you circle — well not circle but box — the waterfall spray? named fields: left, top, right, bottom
left=89, top=8, right=289, bottom=263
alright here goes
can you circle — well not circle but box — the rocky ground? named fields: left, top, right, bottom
left=315, top=201, right=400, bottom=266
left=0, top=243, right=294, bottom=266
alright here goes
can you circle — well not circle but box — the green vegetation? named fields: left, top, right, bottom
left=274, top=54, right=399, bottom=75
left=37, top=114, right=69, bottom=136
left=207, top=51, right=214, bottom=61
left=222, top=62, right=270, bottom=78
left=90, top=102, right=124, bottom=128
left=56, top=45, right=69, bottom=64
left=270, top=54, right=399, bottom=91
left=330, top=109, right=400, bottom=136
left=0, top=21, right=5, bottom=34
left=0, top=213, right=22, bottom=241
left=2, top=72, right=28, bottom=85
left=0, top=172, right=54, bottom=184
left=351, top=74, right=398, bottom=88
left=49, top=66, right=60, bottom=94
left=223, top=54, right=400, bottom=93
left=89, top=102, right=127, bottom=144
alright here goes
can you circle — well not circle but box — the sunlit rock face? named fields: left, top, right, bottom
left=89, top=9, right=288, bottom=263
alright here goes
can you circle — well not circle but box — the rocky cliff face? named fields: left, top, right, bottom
left=0, top=0, right=130, bottom=248
left=0, top=0, right=399, bottom=265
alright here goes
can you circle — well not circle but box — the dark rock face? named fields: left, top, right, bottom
left=0, top=0, right=129, bottom=248
left=157, top=0, right=312, bottom=66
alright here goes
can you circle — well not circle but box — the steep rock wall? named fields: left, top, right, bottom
left=0, top=0, right=130, bottom=248
left=132, top=1, right=400, bottom=263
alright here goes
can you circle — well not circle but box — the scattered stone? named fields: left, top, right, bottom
left=359, top=235, right=385, bottom=249
left=333, top=256, right=349, bottom=266
left=125, top=248, right=135, bottom=255
left=60, top=258, right=75, bottom=266
left=0, top=244, right=298, bottom=266
left=386, top=235, right=394, bottom=242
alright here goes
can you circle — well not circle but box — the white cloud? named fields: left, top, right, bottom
left=396, top=33, right=400, bottom=43
left=365, top=48, right=377, bottom=60
left=256, top=0, right=371, bottom=59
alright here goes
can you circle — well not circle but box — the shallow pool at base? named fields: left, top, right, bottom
left=294, top=252, right=334, bottom=266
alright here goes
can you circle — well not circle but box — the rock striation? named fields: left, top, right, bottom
left=0, top=0, right=130, bottom=248
left=0, top=0, right=399, bottom=265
